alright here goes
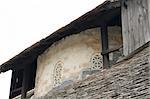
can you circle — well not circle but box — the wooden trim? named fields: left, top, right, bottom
left=118, top=41, right=150, bottom=62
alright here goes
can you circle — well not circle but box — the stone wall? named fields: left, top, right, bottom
left=37, top=43, right=150, bottom=99
left=34, top=27, right=122, bottom=98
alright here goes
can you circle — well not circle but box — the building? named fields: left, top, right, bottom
left=0, top=0, right=150, bottom=99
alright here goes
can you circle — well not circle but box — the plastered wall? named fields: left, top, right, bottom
left=34, top=27, right=122, bottom=98
left=38, top=42, right=150, bottom=99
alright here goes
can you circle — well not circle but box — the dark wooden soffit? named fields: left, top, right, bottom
left=0, top=1, right=120, bottom=73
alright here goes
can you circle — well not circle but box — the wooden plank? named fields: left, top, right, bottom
left=121, top=0, right=129, bottom=56
left=121, top=0, right=150, bottom=56
left=147, top=0, right=150, bottom=42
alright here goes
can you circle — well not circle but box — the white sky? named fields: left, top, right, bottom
left=0, top=0, right=105, bottom=98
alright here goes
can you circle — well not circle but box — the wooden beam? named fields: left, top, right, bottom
left=11, top=87, right=22, bottom=93
left=21, top=66, right=30, bottom=99
left=101, top=45, right=122, bottom=55
left=101, top=24, right=110, bottom=68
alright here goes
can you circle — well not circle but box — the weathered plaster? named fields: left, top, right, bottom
left=38, top=42, right=150, bottom=99
left=34, top=26, right=122, bottom=98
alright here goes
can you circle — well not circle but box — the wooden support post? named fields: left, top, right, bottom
left=21, top=67, right=30, bottom=99
left=101, top=24, right=110, bottom=68
left=9, top=70, right=16, bottom=99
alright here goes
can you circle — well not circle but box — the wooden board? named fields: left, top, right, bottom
left=122, top=0, right=150, bottom=56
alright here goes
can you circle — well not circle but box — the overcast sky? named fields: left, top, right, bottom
left=0, top=0, right=105, bottom=98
